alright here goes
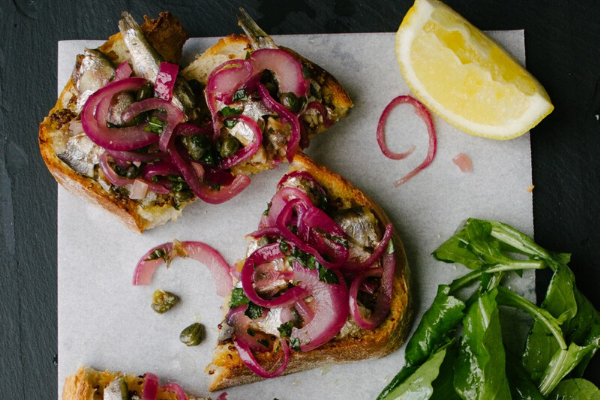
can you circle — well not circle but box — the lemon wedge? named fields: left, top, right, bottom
left=396, top=0, right=553, bottom=139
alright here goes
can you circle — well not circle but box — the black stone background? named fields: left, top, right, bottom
left=1, top=0, right=599, bottom=397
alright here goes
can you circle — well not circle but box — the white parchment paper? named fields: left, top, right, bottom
left=57, top=31, right=535, bottom=399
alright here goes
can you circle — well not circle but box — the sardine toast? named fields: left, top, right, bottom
left=207, top=153, right=412, bottom=390
left=39, top=11, right=353, bottom=233
left=61, top=366, right=205, bottom=400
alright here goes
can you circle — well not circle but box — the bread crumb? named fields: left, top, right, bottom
left=526, top=185, right=535, bottom=192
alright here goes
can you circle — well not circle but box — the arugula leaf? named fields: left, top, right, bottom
left=547, top=378, right=600, bottom=399
left=538, top=342, right=596, bottom=396
left=434, top=219, right=545, bottom=272
left=405, top=285, right=465, bottom=367
left=454, top=288, right=511, bottom=400
left=429, top=343, right=462, bottom=400
left=377, top=345, right=450, bottom=400
left=568, top=289, right=600, bottom=376
left=505, top=352, right=545, bottom=400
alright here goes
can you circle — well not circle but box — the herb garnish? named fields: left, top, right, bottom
left=277, top=321, right=295, bottom=338
left=229, top=287, right=250, bottom=308
left=290, top=337, right=302, bottom=352
left=220, top=106, right=243, bottom=117
left=144, top=116, right=166, bottom=134
left=232, top=88, right=248, bottom=102
left=146, top=248, right=166, bottom=261
left=245, top=302, right=264, bottom=320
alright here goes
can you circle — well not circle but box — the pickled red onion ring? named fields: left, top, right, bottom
left=132, top=241, right=232, bottom=297
left=141, top=372, right=159, bottom=400
left=257, top=83, right=300, bottom=162
left=99, top=152, right=132, bottom=187
left=377, top=96, right=437, bottom=186
left=349, top=250, right=396, bottom=330
left=294, top=299, right=315, bottom=325
left=99, top=153, right=169, bottom=195
left=303, top=101, right=332, bottom=128
left=106, top=149, right=164, bottom=163
left=233, top=336, right=290, bottom=379
left=114, top=62, right=133, bottom=81
left=290, top=260, right=349, bottom=352
left=121, top=97, right=184, bottom=152
left=81, top=77, right=159, bottom=151
left=377, top=97, right=416, bottom=160
left=154, top=62, right=179, bottom=101
left=227, top=305, right=274, bottom=352
left=191, top=163, right=251, bottom=204
left=260, top=186, right=312, bottom=229
left=250, top=49, right=309, bottom=97
left=241, top=243, right=308, bottom=308
left=160, top=383, right=187, bottom=400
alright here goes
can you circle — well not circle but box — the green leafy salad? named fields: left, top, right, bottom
left=377, top=219, right=600, bottom=400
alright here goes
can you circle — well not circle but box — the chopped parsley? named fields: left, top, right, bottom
left=167, top=175, right=190, bottom=192
left=232, top=88, right=248, bottom=102
left=223, top=119, right=238, bottom=128
left=244, top=302, right=264, bottom=319
left=263, top=203, right=271, bottom=216
left=318, top=264, right=339, bottom=284
left=387, top=238, right=396, bottom=254
left=323, top=233, right=349, bottom=248
left=279, top=240, right=290, bottom=254
left=246, top=328, right=256, bottom=337
left=257, top=339, right=270, bottom=348
left=302, top=63, right=311, bottom=79
left=220, top=106, right=243, bottom=117
left=277, top=321, right=294, bottom=338
left=310, top=83, right=320, bottom=99
left=146, top=248, right=166, bottom=261
left=290, top=337, right=302, bottom=352
left=229, top=287, right=250, bottom=308
left=144, top=116, right=166, bottom=134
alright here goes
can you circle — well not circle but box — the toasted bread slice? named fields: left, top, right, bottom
left=206, top=153, right=412, bottom=391
left=39, top=12, right=193, bottom=233
left=182, top=34, right=354, bottom=175
left=62, top=366, right=205, bottom=400
left=40, top=14, right=353, bottom=233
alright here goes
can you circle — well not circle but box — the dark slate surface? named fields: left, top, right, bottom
left=1, top=0, right=599, bottom=397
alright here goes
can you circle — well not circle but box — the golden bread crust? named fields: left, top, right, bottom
left=207, top=153, right=412, bottom=391
left=62, top=366, right=205, bottom=400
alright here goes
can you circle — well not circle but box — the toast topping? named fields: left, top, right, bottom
left=219, top=170, right=398, bottom=379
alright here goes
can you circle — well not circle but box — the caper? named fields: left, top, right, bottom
left=180, top=322, right=205, bottom=346
left=280, top=92, right=300, bottom=113
left=181, top=134, right=211, bottom=161
left=220, top=135, right=242, bottom=158
left=151, top=289, right=180, bottom=314
left=173, top=190, right=193, bottom=203
left=125, top=165, right=140, bottom=179
left=136, top=82, right=154, bottom=102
